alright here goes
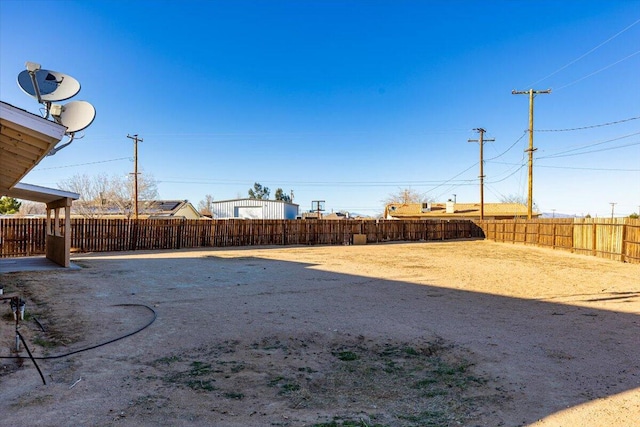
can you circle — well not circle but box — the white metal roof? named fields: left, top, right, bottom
left=3, top=182, right=78, bottom=204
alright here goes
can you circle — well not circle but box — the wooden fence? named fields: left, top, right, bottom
left=475, top=218, right=640, bottom=264
left=1, top=218, right=483, bottom=257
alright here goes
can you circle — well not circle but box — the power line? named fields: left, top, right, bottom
left=555, top=49, right=640, bottom=91
left=157, top=178, right=479, bottom=188
left=488, top=161, right=640, bottom=172
left=86, top=128, right=473, bottom=139
left=537, top=116, right=640, bottom=132
left=537, top=164, right=640, bottom=172
left=539, top=140, right=640, bottom=159
left=538, top=131, right=640, bottom=159
left=526, top=17, right=640, bottom=87
left=486, top=163, right=528, bottom=184
left=428, top=162, right=479, bottom=197
left=485, top=131, right=527, bottom=161
left=34, top=157, right=131, bottom=170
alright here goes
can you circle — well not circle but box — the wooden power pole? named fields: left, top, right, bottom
left=469, top=128, right=494, bottom=220
left=127, top=134, right=143, bottom=220
left=512, top=89, right=551, bottom=219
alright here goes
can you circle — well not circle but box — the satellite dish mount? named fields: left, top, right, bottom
left=17, top=61, right=94, bottom=155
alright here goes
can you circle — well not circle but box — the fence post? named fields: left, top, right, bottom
left=176, top=219, right=184, bottom=249
left=569, top=221, right=575, bottom=254
left=130, top=219, right=138, bottom=251
left=620, top=220, right=627, bottom=262
left=592, top=222, right=597, bottom=257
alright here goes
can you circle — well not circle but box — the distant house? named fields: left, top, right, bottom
left=384, top=201, right=540, bottom=220
left=321, top=212, right=350, bottom=220
left=71, top=199, right=202, bottom=219
left=141, top=200, right=202, bottom=219
left=210, top=199, right=299, bottom=219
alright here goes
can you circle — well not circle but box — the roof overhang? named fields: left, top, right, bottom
left=1, top=101, right=67, bottom=191
left=3, top=182, right=79, bottom=205
left=1, top=101, right=77, bottom=206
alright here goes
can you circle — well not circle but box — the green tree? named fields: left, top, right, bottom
left=274, top=188, right=291, bottom=203
left=248, top=182, right=270, bottom=200
left=0, top=196, right=22, bottom=214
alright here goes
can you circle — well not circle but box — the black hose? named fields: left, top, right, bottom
left=0, top=303, right=157, bottom=360
left=33, top=316, right=46, bottom=332
left=17, top=330, right=46, bottom=385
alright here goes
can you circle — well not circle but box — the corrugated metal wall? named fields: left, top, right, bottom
left=211, top=199, right=299, bottom=219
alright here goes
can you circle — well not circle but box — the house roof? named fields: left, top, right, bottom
left=71, top=199, right=201, bottom=218
left=1, top=101, right=78, bottom=205
left=322, top=212, right=350, bottom=220
left=386, top=202, right=540, bottom=218
left=141, top=200, right=201, bottom=217
left=142, top=200, right=190, bottom=213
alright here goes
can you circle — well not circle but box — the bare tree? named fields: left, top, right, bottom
left=382, top=188, right=429, bottom=205
left=17, top=201, right=46, bottom=216
left=58, top=172, right=159, bottom=218
left=500, top=194, right=538, bottom=211
left=499, top=194, right=526, bottom=204
left=197, top=194, right=215, bottom=216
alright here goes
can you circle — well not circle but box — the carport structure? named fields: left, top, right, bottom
left=1, top=101, right=79, bottom=267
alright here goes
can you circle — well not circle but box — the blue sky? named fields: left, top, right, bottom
left=1, top=0, right=639, bottom=217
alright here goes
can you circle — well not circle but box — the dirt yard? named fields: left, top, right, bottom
left=0, top=240, right=638, bottom=426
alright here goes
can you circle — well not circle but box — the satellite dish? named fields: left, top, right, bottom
left=17, top=69, right=81, bottom=102
left=51, top=100, right=96, bottom=133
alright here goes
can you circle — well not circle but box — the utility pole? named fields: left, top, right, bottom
left=512, top=89, right=551, bottom=219
left=610, top=202, right=616, bottom=220
left=312, top=200, right=325, bottom=219
left=468, top=128, right=494, bottom=220
left=127, top=134, right=143, bottom=220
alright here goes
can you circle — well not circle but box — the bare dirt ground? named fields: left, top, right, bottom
left=0, top=240, right=638, bottom=426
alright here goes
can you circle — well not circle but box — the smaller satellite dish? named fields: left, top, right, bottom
left=51, top=100, right=96, bottom=133
left=17, top=69, right=81, bottom=102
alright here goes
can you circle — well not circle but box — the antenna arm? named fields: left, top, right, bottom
left=43, top=101, right=52, bottom=119
left=46, top=133, right=75, bottom=156
left=28, top=70, right=43, bottom=104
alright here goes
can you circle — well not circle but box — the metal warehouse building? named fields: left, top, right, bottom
left=210, top=199, right=299, bottom=219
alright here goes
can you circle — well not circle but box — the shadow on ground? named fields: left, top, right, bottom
left=0, top=247, right=638, bottom=426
